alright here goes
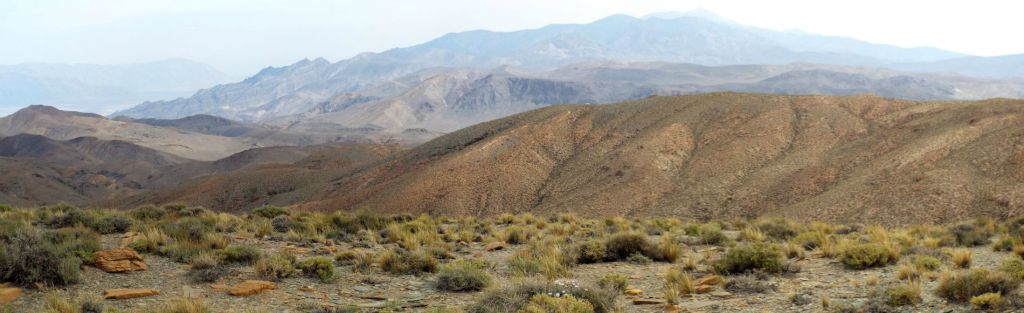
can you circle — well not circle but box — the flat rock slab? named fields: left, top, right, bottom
left=0, top=287, right=22, bottom=304
left=228, top=280, right=276, bottom=296
left=103, top=288, right=160, bottom=300
left=94, top=248, right=147, bottom=273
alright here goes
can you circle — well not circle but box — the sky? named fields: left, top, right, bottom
left=0, top=0, right=1020, bottom=77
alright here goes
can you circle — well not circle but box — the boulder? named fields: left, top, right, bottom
left=103, top=288, right=159, bottom=300
left=94, top=248, right=147, bottom=272
left=484, top=241, right=507, bottom=251
left=228, top=280, right=276, bottom=296
left=0, top=287, right=22, bottom=304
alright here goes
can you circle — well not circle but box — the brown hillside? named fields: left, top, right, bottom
left=287, top=92, right=1024, bottom=224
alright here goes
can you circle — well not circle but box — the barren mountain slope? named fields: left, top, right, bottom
left=292, top=93, right=1024, bottom=224
left=0, top=105, right=257, bottom=160
left=112, top=143, right=404, bottom=211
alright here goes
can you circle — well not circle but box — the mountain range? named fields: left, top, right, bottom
left=111, top=13, right=1024, bottom=140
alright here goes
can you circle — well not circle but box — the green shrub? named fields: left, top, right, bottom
left=255, top=253, right=296, bottom=281
left=999, top=256, right=1024, bottom=280
left=604, top=232, right=653, bottom=261
left=187, top=253, right=231, bottom=282
left=993, top=235, right=1015, bottom=252
left=935, top=269, right=1020, bottom=302
left=379, top=249, right=439, bottom=275
left=970, top=292, right=1005, bottom=310
left=466, top=281, right=617, bottom=313
left=89, top=215, right=133, bottom=234
left=0, top=227, right=98, bottom=286
left=598, top=274, right=628, bottom=292
left=520, top=294, right=594, bottom=313
left=791, top=231, right=826, bottom=250
left=884, top=282, right=921, bottom=306
left=913, top=255, right=941, bottom=271
left=713, top=243, right=783, bottom=275
left=298, top=257, right=335, bottom=282
left=949, top=223, right=991, bottom=247
left=252, top=205, right=289, bottom=219
left=161, top=217, right=214, bottom=241
left=130, top=205, right=166, bottom=221
left=42, top=208, right=92, bottom=229
left=503, top=226, right=529, bottom=245
left=756, top=219, right=798, bottom=240
left=574, top=239, right=606, bottom=264
left=435, top=261, right=493, bottom=292
left=219, top=245, right=261, bottom=264
left=840, top=243, right=896, bottom=270
left=329, top=211, right=392, bottom=235
left=698, top=226, right=730, bottom=245
left=159, top=241, right=211, bottom=263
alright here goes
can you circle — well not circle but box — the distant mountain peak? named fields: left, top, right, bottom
left=642, top=9, right=735, bottom=24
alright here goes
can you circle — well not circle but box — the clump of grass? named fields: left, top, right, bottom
left=724, top=275, right=772, bottom=293
left=884, top=282, right=922, bottom=306
left=378, top=249, right=439, bottom=275
left=935, top=269, right=1020, bottom=302
left=713, top=243, right=783, bottom=275
left=951, top=248, right=971, bottom=268
left=128, top=227, right=169, bottom=254
left=435, top=261, right=493, bottom=292
left=251, top=205, right=289, bottom=219
left=219, top=245, right=261, bottom=264
left=508, top=241, right=573, bottom=279
left=970, top=292, right=1005, bottom=310
left=255, top=253, right=296, bottom=281
left=597, top=274, right=628, bottom=292
left=89, top=214, right=134, bottom=234
left=298, top=257, right=335, bottom=282
left=503, top=226, right=530, bottom=245
left=949, top=223, right=991, bottom=247
left=756, top=219, right=798, bottom=240
left=465, top=281, right=616, bottom=313
left=152, top=297, right=209, bottom=313
left=993, top=235, right=1015, bottom=252
left=896, top=263, right=919, bottom=281
left=187, top=252, right=232, bottom=283
left=574, top=239, right=607, bottom=264
left=839, top=243, right=897, bottom=270
left=739, top=227, right=766, bottom=242
left=913, top=255, right=941, bottom=271
left=665, top=268, right=694, bottom=295
left=520, top=294, right=593, bottom=313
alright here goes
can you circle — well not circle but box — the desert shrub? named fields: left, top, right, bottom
left=884, top=282, right=922, bottom=306
left=298, top=257, right=335, bottom=282
left=379, top=249, right=439, bottom=275
left=951, top=248, right=972, bottom=268
left=271, top=215, right=291, bottom=233
left=79, top=296, right=105, bottom=313
left=756, top=219, right=798, bottom=240
left=128, top=227, right=170, bottom=254
left=503, top=226, right=530, bottom=245
left=435, top=261, right=493, bottom=292
left=949, top=223, right=991, bottom=247
left=252, top=205, right=289, bottom=219
left=840, top=243, right=896, bottom=270
left=597, top=274, right=628, bottom=292
left=328, top=211, right=393, bottom=235
left=187, top=253, right=231, bottom=282
left=0, top=204, right=11, bottom=213
left=999, top=256, right=1024, bottom=280
left=466, top=281, right=616, bottom=313
left=520, top=294, right=594, bottom=313
left=913, top=255, right=941, bottom=271
left=219, top=245, right=261, bottom=264
left=697, top=226, right=730, bottom=246
left=626, top=252, right=652, bottom=264
left=574, top=239, right=607, bottom=264
left=0, top=227, right=98, bottom=286
left=970, top=292, right=1005, bottom=310
left=255, top=253, right=296, bottom=281
left=159, top=241, right=211, bottom=263
left=935, top=269, right=1020, bottom=302
left=162, top=217, right=214, bottom=241
left=993, top=235, right=1016, bottom=252
left=508, top=241, right=574, bottom=279
left=791, top=231, right=827, bottom=250
left=42, top=208, right=92, bottom=229
left=713, top=243, right=783, bottom=274
left=602, top=232, right=677, bottom=262
left=724, top=275, right=772, bottom=293
left=130, top=205, right=166, bottom=221
left=89, top=214, right=133, bottom=234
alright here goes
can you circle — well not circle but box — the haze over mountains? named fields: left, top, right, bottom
left=0, top=59, right=231, bottom=115
left=111, top=12, right=1024, bottom=140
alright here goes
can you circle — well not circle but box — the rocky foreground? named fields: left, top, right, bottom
left=1, top=205, right=1023, bottom=312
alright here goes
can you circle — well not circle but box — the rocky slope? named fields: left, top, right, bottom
left=271, top=93, right=1024, bottom=224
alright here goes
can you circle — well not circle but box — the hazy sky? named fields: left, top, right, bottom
left=1, top=0, right=1020, bottom=76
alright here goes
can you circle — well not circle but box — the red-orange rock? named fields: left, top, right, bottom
left=94, top=248, right=147, bottom=272
left=103, top=288, right=159, bottom=299
left=228, top=280, right=276, bottom=296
